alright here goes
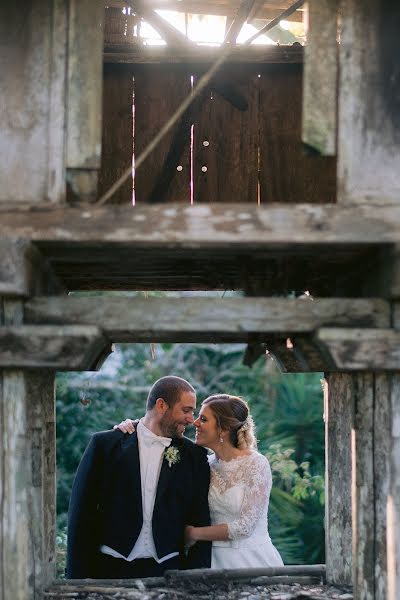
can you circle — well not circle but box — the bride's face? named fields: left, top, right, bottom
left=193, top=406, right=221, bottom=449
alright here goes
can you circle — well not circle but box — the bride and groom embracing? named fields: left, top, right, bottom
left=66, top=375, right=283, bottom=579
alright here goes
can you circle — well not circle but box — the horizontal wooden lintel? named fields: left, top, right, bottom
left=0, top=239, right=65, bottom=297
left=103, top=44, right=304, bottom=66
left=315, top=327, right=400, bottom=370
left=0, top=325, right=109, bottom=370
left=0, top=203, right=399, bottom=245
left=24, top=297, right=390, bottom=344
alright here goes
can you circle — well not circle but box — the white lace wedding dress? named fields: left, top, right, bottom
left=208, top=450, right=283, bottom=569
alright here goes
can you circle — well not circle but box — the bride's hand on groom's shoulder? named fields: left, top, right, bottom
left=113, top=418, right=136, bottom=434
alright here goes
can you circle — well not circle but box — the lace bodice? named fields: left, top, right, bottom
left=208, top=451, right=272, bottom=541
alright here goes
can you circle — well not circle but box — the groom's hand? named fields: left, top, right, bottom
left=113, top=419, right=136, bottom=434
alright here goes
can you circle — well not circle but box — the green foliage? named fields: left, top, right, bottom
left=56, top=342, right=325, bottom=568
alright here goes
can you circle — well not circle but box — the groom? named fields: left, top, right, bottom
left=66, top=375, right=211, bottom=578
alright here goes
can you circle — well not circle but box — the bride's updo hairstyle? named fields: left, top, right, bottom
left=202, top=394, right=257, bottom=450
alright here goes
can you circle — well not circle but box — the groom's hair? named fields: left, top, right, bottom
left=146, top=375, right=195, bottom=411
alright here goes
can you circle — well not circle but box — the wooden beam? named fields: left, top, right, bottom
left=243, top=0, right=305, bottom=45
left=142, top=0, right=305, bottom=22
left=315, top=328, right=400, bottom=370
left=0, top=204, right=397, bottom=292
left=0, top=369, right=57, bottom=600
left=1, top=274, right=61, bottom=597
left=352, top=373, right=375, bottom=599
left=374, top=373, right=390, bottom=599
left=224, top=0, right=257, bottom=44
left=103, top=44, right=304, bottom=65
left=324, top=374, right=353, bottom=585
left=302, top=0, right=338, bottom=155
left=0, top=325, right=109, bottom=370
left=0, top=1, right=67, bottom=204
left=0, top=240, right=65, bottom=297
left=130, top=0, right=192, bottom=47
left=24, top=297, right=390, bottom=343
left=387, top=373, right=400, bottom=600
left=66, top=0, right=104, bottom=201
left=337, top=0, right=400, bottom=204
left=0, top=203, right=400, bottom=244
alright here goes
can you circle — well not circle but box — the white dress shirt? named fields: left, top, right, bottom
left=101, top=419, right=179, bottom=563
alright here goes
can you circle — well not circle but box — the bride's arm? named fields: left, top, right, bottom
left=113, top=418, right=136, bottom=433
left=187, top=455, right=271, bottom=544
left=185, top=523, right=229, bottom=544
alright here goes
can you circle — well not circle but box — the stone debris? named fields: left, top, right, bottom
left=45, top=582, right=353, bottom=600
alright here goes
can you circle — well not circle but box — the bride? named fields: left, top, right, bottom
left=186, top=393, right=283, bottom=569
left=116, top=393, right=283, bottom=569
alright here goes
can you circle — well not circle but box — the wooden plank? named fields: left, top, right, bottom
left=338, top=0, right=400, bottom=204
left=259, top=65, right=337, bottom=203
left=0, top=240, right=65, bottom=297
left=373, top=373, right=390, bottom=599
left=352, top=373, right=375, bottom=600
left=0, top=325, right=108, bottom=370
left=24, top=297, right=390, bottom=343
left=302, top=0, right=338, bottom=155
left=134, top=69, right=191, bottom=203
left=1, top=203, right=400, bottom=244
left=324, top=373, right=353, bottom=585
left=66, top=0, right=104, bottom=200
left=98, top=65, right=134, bottom=204
left=0, top=1, right=67, bottom=204
left=315, top=328, right=400, bottom=370
left=387, top=373, right=400, bottom=600
left=26, top=371, right=56, bottom=595
left=104, top=44, right=304, bottom=65
left=192, top=70, right=258, bottom=203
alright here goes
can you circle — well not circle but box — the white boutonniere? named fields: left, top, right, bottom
left=164, top=446, right=180, bottom=468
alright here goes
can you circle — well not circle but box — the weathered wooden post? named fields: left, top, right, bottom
left=323, top=374, right=353, bottom=585
left=0, top=244, right=64, bottom=600
left=0, top=1, right=103, bottom=597
left=312, top=0, right=400, bottom=596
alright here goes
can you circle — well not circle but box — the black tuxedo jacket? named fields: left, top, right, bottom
left=66, top=429, right=211, bottom=578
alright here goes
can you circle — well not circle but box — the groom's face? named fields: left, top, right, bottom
left=159, top=391, right=196, bottom=438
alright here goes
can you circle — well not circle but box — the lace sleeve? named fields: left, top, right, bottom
left=227, top=455, right=271, bottom=540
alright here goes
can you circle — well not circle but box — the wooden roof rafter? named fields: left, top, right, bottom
left=125, top=0, right=194, bottom=47
left=224, top=0, right=257, bottom=44
left=108, top=0, right=305, bottom=23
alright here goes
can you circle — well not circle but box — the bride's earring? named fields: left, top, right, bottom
left=219, top=436, right=224, bottom=443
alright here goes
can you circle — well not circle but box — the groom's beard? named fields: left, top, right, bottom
left=159, top=413, right=186, bottom=438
